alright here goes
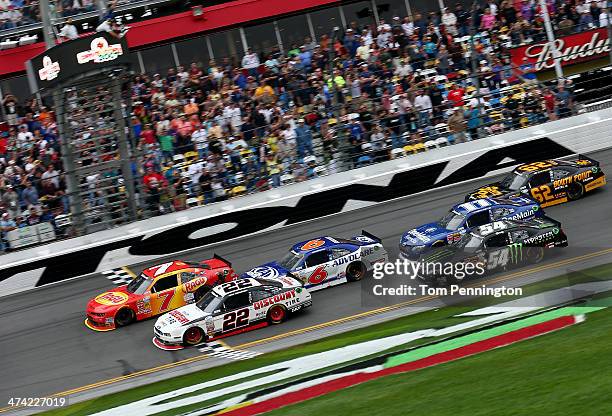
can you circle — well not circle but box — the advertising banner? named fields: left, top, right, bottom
left=25, top=32, right=130, bottom=92
left=510, top=28, right=610, bottom=72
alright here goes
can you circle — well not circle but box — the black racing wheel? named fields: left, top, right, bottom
left=346, top=262, right=366, bottom=282
left=567, top=182, right=584, bottom=201
left=114, top=308, right=135, bottom=327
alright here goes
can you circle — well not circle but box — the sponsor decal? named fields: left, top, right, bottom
left=38, top=56, right=60, bottom=81
left=354, top=236, right=375, bottom=243
left=362, top=247, right=374, bottom=256
left=508, top=209, right=535, bottom=220
left=136, top=297, right=152, bottom=314
left=301, top=239, right=325, bottom=250
left=76, top=37, right=124, bottom=64
left=511, top=28, right=610, bottom=71
left=247, top=266, right=280, bottom=280
left=184, top=276, right=206, bottom=292
left=575, top=159, right=592, bottom=166
left=252, top=290, right=296, bottom=310
left=0, top=137, right=575, bottom=290
left=447, top=232, right=462, bottom=244
left=169, top=310, right=190, bottom=325
left=95, top=291, right=128, bottom=306
left=573, top=170, right=593, bottom=182
left=409, top=230, right=431, bottom=243
left=332, top=253, right=359, bottom=267
left=508, top=243, right=523, bottom=264
left=524, top=231, right=555, bottom=244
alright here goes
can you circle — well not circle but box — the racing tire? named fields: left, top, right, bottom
left=567, top=182, right=584, bottom=201
left=183, top=327, right=205, bottom=346
left=346, top=261, right=366, bottom=282
left=114, top=308, right=135, bottom=327
left=526, top=247, right=545, bottom=264
left=267, top=305, right=287, bottom=324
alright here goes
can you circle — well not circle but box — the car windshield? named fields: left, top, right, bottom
left=438, top=211, right=466, bottom=231
left=126, top=274, right=152, bottom=295
left=460, top=233, right=484, bottom=249
left=499, top=172, right=527, bottom=191
left=277, top=250, right=304, bottom=270
left=196, top=291, right=223, bottom=313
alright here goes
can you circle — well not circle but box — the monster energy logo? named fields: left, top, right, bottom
left=508, top=243, right=523, bottom=264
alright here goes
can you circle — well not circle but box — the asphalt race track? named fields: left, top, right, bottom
left=1, top=148, right=611, bottom=405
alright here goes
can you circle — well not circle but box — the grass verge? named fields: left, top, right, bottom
left=267, top=307, right=612, bottom=416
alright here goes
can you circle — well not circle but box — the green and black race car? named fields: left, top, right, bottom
left=465, top=156, right=606, bottom=207
left=415, top=217, right=568, bottom=285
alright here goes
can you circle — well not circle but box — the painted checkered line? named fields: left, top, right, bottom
left=198, top=341, right=262, bottom=361
left=101, top=268, right=134, bottom=286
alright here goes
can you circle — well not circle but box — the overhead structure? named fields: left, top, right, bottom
left=25, top=32, right=137, bottom=235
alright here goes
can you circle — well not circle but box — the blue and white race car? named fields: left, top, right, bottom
left=241, top=231, right=388, bottom=291
left=399, top=197, right=543, bottom=260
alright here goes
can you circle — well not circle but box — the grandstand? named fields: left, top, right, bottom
left=0, top=0, right=611, bottom=251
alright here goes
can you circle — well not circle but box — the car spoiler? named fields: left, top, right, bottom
left=212, top=253, right=232, bottom=267
left=539, top=215, right=563, bottom=229
left=359, top=230, right=382, bottom=243
left=575, top=154, right=600, bottom=167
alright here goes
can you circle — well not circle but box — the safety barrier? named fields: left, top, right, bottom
left=4, top=222, right=56, bottom=249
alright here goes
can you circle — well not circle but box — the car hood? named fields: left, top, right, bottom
left=156, top=304, right=207, bottom=329
left=401, top=223, right=451, bottom=247
left=466, top=182, right=514, bottom=200
left=241, top=262, right=292, bottom=280
left=240, top=263, right=306, bottom=287
left=87, top=286, right=140, bottom=313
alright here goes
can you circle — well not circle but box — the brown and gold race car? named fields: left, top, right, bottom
left=466, top=156, right=606, bottom=207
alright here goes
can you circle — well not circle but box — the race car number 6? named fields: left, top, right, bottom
left=308, top=266, right=328, bottom=284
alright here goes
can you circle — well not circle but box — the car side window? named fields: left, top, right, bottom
left=551, top=168, right=571, bottom=180
left=510, top=230, right=529, bottom=242
left=152, top=274, right=178, bottom=293
left=331, top=248, right=351, bottom=259
left=180, top=272, right=198, bottom=284
left=467, top=211, right=491, bottom=228
left=305, top=250, right=330, bottom=268
left=251, top=289, right=272, bottom=303
left=485, top=232, right=510, bottom=247
left=492, top=207, right=513, bottom=220
left=223, top=291, right=250, bottom=311
left=529, top=172, right=550, bottom=187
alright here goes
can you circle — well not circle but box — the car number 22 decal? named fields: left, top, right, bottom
left=223, top=309, right=249, bottom=331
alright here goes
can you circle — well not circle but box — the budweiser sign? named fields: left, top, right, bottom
left=511, top=28, right=610, bottom=72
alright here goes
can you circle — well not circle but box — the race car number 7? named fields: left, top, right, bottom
left=158, top=291, right=175, bottom=312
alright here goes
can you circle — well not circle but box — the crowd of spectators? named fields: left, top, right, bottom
left=1, top=0, right=593, bottom=251
left=0, top=0, right=132, bottom=31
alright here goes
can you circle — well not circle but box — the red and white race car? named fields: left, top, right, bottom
left=85, top=255, right=237, bottom=331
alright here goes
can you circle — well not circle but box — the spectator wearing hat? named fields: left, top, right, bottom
left=2, top=185, right=19, bottom=219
